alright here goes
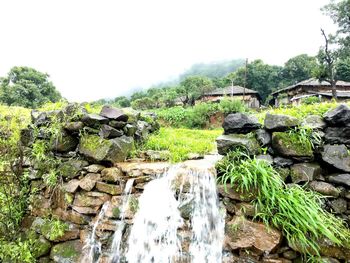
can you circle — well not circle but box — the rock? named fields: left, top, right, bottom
left=96, top=182, right=123, bottom=195
left=273, top=157, right=293, bottom=167
left=234, top=203, right=257, bottom=217
left=325, top=127, right=350, bottom=144
left=117, top=162, right=170, bottom=177
left=141, top=150, right=171, bottom=161
left=26, top=231, right=52, bottom=258
left=135, top=120, right=151, bottom=141
left=324, top=104, right=350, bottom=126
left=58, top=160, right=89, bottom=179
left=256, top=154, right=273, bottom=164
left=327, top=173, right=350, bottom=187
left=256, top=129, right=271, bottom=146
left=216, top=134, right=260, bottom=156
left=124, top=124, right=137, bottom=136
left=264, top=113, right=299, bottom=131
left=105, top=195, right=138, bottom=219
left=109, top=120, right=127, bottom=129
left=226, top=216, right=281, bottom=253
left=50, top=240, right=83, bottom=263
left=81, top=113, right=108, bottom=126
left=282, top=250, right=298, bottom=260
left=100, top=167, right=124, bottom=183
left=79, top=173, right=101, bottom=191
left=79, top=135, right=134, bottom=164
left=100, top=105, right=128, bottom=121
left=329, top=198, right=347, bottom=214
left=99, top=124, right=124, bottom=139
left=64, top=122, right=84, bottom=132
left=62, top=179, right=80, bottom=193
left=73, top=192, right=110, bottom=207
left=290, top=163, right=321, bottom=184
left=302, top=115, right=326, bottom=130
left=217, top=184, right=255, bottom=202
left=272, top=132, right=313, bottom=160
left=52, top=208, right=89, bottom=225
left=223, top=113, right=261, bottom=134
left=84, top=164, right=106, bottom=173
left=319, top=258, right=340, bottom=263
left=275, top=167, right=290, bottom=182
left=309, top=181, right=340, bottom=197
left=51, top=131, right=79, bottom=153
left=31, top=217, right=46, bottom=233
left=72, top=206, right=100, bottom=215
left=41, top=221, right=80, bottom=242
left=321, top=144, right=350, bottom=172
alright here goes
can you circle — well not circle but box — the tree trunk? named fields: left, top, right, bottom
left=331, top=81, right=338, bottom=101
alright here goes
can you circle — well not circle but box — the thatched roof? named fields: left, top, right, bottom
left=204, top=86, right=259, bottom=96
left=272, top=78, right=350, bottom=96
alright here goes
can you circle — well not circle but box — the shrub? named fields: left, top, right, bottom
left=218, top=98, right=248, bottom=115
left=301, top=96, right=321, bottom=105
left=216, top=151, right=350, bottom=258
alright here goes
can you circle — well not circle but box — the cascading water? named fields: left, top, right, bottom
left=109, top=178, right=135, bottom=263
left=125, top=157, right=225, bottom=263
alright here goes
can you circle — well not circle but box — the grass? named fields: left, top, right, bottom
left=216, top=150, right=350, bottom=259
left=138, top=127, right=222, bottom=162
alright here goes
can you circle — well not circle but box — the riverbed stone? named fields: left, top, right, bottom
left=79, top=134, right=133, bottom=164
left=100, top=105, right=128, bottom=121
left=272, top=132, right=313, bottom=160
left=226, top=216, right=281, bottom=253
left=308, top=181, right=340, bottom=197
left=290, top=163, right=321, bottom=183
left=216, top=134, right=260, bottom=156
left=321, top=144, right=350, bottom=172
left=327, top=173, right=350, bottom=187
left=50, top=240, right=83, bottom=263
left=324, top=104, right=350, bottom=127
left=223, top=113, right=261, bottom=134
left=264, top=113, right=299, bottom=131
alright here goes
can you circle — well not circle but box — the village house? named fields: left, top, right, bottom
left=200, top=85, right=261, bottom=108
left=270, top=78, right=350, bottom=106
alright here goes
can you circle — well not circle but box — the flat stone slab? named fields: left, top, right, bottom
left=116, top=162, right=170, bottom=177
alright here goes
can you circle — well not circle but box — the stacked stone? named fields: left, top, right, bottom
left=217, top=106, right=350, bottom=262
left=21, top=104, right=161, bottom=262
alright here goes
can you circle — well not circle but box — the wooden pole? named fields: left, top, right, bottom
left=243, top=58, right=248, bottom=103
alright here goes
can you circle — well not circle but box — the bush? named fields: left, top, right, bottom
left=216, top=150, right=350, bottom=258
left=218, top=98, right=248, bottom=115
left=301, top=96, right=321, bottom=105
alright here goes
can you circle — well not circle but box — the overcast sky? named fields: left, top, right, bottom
left=0, top=0, right=336, bottom=102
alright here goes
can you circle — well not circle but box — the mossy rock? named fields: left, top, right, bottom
left=79, top=134, right=134, bottom=164
left=216, top=133, right=260, bottom=156
left=26, top=230, right=52, bottom=258
left=50, top=240, right=82, bottom=262
left=272, top=132, right=313, bottom=160
left=58, top=160, right=89, bottom=179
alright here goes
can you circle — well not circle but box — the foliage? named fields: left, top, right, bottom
left=216, top=150, right=350, bottom=258
left=131, top=97, right=157, bottom=110
left=41, top=217, right=68, bottom=241
left=218, top=98, right=249, bottom=115
left=301, top=96, right=321, bottom=105
left=0, top=239, right=35, bottom=263
left=0, top=66, right=62, bottom=108
left=138, top=128, right=222, bottom=162
left=178, top=76, right=214, bottom=106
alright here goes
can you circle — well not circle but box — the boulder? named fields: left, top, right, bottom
left=273, top=157, right=293, bottom=167
left=101, top=167, right=125, bottom=182
left=324, top=104, right=350, bottom=126
left=256, top=129, right=271, bottom=146
left=223, top=113, right=261, bottom=134
left=321, top=144, right=350, bottom=172
left=264, top=113, right=299, bottom=131
left=290, top=163, right=321, bottom=183
left=135, top=120, right=151, bottom=141
left=100, top=105, right=128, bottom=121
left=78, top=135, right=134, bottom=164
left=124, top=124, right=137, bottom=136
left=308, top=181, right=340, bottom=197
left=226, top=216, right=281, bottom=253
left=64, top=122, right=84, bottom=132
left=81, top=113, right=108, bottom=126
left=272, top=132, right=313, bottom=160
left=325, top=127, right=350, bottom=144
left=109, top=120, right=127, bottom=129
left=216, top=134, right=260, bottom=156
left=50, top=240, right=83, bottom=263
left=302, top=115, right=326, bottom=130
left=58, top=160, right=89, bottom=179
left=99, top=124, right=124, bottom=139
left=327, top=173, right=350, bottom=187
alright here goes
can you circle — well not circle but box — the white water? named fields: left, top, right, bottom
left=125, top=159, right=225, bottom=263
left=84, top=202, right=109, bottom=263
left=109, top=178, right=135, bottom=263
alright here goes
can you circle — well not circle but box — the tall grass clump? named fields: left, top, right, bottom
left=216, top=150, right=350, bottom=258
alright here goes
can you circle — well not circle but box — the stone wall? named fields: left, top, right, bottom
left=217, top=105, right=350, bottom=262
left=19, top=104, right=161, bottom=262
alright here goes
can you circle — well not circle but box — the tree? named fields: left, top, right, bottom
left=315, top=29, right=340, bottom=99
left=113, top=96, right=131, bottom=107
left=282, top=54, right=318, bottom=85
left=131, top=97, right=156, bottom=110
left=224, top=60, right=283, bottom=102
left=177, top=76, right=214, bottom=106
left=323, top=0, right=350, bottom=57
left=0, top=66, right=61, bottom=108
left=337, top=57, right=350, bottom=81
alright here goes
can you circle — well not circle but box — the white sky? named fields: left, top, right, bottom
left=0, top=0, right=336, bottom=102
